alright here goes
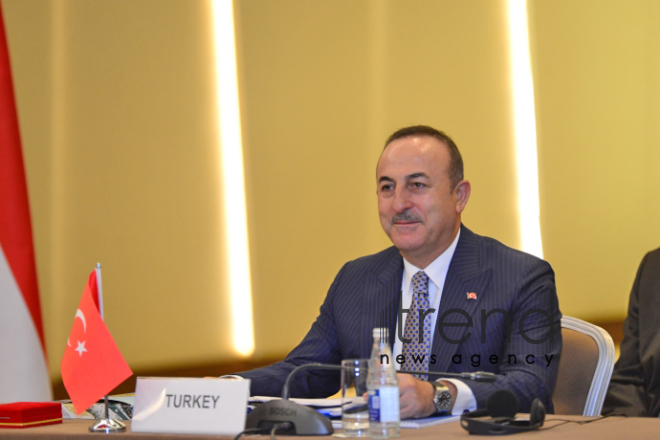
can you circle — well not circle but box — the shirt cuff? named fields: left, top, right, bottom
left=441, top=379, right=477, bottom=416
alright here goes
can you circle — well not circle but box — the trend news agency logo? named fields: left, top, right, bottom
left=373, top=291, right=559, bottom=368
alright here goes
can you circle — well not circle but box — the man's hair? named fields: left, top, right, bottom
left=384, top=125, right=464, bottom=190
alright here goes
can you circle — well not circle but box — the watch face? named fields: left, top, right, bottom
left=434, top=386, right=452, bottom=412
left=437, top=391, right=452, bottom=409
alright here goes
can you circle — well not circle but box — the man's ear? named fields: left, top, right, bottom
left=454, top=180, right=471, bottom=214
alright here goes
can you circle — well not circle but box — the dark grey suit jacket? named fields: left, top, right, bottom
left=239, top=225, right=562, bottom=412
left=603, top=248, right=660, bottom=416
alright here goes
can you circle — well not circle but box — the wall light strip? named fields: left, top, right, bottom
left=506, top=0, right=544, bottom=259
left=211, top=0, right=255, bottom=356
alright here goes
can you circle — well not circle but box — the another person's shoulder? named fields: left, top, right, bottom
left=634, top=247, right=660, bottom=284
left=641, top=247, right=660, bottom=266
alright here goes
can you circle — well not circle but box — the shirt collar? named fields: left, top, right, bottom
left=402, top=229, right=461, bottom=301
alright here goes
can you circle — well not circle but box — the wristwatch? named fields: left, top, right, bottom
left=430, top=381, right=453, bottom=414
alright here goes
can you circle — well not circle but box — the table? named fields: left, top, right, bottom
left=0, top=416, right=657, bottom=439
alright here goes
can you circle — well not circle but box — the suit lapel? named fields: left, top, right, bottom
left=431, top=226, right=493, bottom=372
left=361, top=249, right=403, bottom=357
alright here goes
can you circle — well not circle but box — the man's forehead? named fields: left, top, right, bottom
left=377, top=136, right=449, bottom=178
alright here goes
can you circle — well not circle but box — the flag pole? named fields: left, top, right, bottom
left=95, top=262, right=104, bottom=320
left=89, top=263, right=126, bottom=434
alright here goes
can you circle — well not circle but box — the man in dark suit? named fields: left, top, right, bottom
left=603, top=249, right=660, bottom=416
left=238, top=126, right=561, bottom=418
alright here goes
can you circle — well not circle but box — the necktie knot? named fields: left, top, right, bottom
left=411, top=271, right=429, bottom=296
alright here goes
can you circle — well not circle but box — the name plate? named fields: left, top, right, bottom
left=132, top=377, right=250, bottom=435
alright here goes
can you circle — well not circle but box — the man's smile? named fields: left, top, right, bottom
left=394, top=220, right=420, bottom=226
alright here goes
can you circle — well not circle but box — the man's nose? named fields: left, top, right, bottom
left=392, top=187, right=413, bottom=213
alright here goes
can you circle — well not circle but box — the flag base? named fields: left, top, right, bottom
left=88, top=418, right=126, bottom=433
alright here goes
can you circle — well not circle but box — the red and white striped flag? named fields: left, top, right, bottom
left=0, top=4, right=52, bottom=403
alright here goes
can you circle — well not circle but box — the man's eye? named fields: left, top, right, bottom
left=380, top=185, right=392, bottom=192
left=411, top=182, right=425, bottom=189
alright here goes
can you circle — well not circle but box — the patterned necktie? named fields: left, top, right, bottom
left=402, top=271, right=431, bottom=380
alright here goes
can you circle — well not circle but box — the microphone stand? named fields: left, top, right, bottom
left=281, top=364, right=344, bottom=399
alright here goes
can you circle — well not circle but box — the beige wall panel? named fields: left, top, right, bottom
left=236, top=0, right=375, bottom=358
left=531, top=0, right=660, bottom=321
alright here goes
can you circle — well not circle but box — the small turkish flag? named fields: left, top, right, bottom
left=60, top=271, right=132, bottom=414
left=467, top=292, right=477, bottom=300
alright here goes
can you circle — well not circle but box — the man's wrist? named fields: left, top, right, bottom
left=425, top=381, right=438, bottom=415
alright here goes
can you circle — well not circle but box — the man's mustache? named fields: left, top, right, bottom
left=391, top=212, right=422, bottom=223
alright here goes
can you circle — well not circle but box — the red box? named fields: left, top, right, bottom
left=0, top=402, right=62, bottom=429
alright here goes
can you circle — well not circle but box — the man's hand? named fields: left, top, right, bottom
left=397, top=374, right=457, bottom=419
left=397, top=374, right=435, bottom=419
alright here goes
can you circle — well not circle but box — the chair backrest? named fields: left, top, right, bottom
left=552, top=316, right=615, bottom=416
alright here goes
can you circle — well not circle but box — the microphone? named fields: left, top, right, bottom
left=398, top=370, right=498, bottom=383
left=487, top=389, right=519, bottom=419
left=245, top=363, right=342, bottom=436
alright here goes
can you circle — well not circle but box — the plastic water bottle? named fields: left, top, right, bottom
left=367, top=328, right=400, bottom=438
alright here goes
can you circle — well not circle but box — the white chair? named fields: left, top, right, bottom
left=552, top=316, right=615, bottom=416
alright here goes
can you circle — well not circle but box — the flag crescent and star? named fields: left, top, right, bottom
left=66, top=309, right=88, bottom=357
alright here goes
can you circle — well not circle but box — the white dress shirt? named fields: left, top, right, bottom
left=392, top=230, right=477, bottom=415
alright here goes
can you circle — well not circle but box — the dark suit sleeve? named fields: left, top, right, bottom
left=234, top=264, right=348, bottom=398
left=602, top=253, right=651, bottom=416
left=461, top=258, right=562, bottom=413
